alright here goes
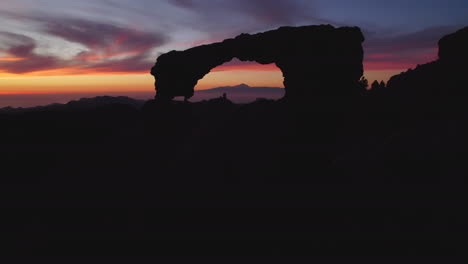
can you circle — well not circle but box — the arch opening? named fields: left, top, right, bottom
left=189, top=58, right=285, bottom=103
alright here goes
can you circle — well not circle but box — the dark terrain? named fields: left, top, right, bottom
left=0, top=26, right=466, bottom=259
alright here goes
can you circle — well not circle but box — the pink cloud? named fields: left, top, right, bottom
left=0, top=16, right=168, bottom=75
left=363, top=26, right=459, bottom=71
left=0, top=32, right=65, bottom=73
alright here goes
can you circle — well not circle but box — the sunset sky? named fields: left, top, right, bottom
left=0, top=0, right=467, bottom=106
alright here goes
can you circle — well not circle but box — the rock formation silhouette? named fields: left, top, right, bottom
left=385, top=26, right=468, bottom=100
left=151, top=25, right=365, bottom=101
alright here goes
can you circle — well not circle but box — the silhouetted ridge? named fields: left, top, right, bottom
left=151, top=25, right=365, bottom=101
left=67, top=96, right=145, bottom=110
left=438, top=27, right=468, bottom=62
left=385, top=26, right=468, bottom=101
left=0, top=96, right=146, bottom=113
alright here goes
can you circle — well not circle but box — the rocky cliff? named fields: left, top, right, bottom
left=386, top=27, right=468, bottom=99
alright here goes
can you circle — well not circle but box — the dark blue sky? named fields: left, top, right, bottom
left=318, top=0, right=466, bottom=31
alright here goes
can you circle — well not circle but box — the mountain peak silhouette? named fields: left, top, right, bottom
left=237, top=83, right=250, bottom=88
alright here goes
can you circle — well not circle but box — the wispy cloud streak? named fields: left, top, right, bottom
left=0, top=14, right=168, bottom=75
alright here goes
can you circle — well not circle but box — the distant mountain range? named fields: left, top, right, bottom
left=193, top=84, right=284, bottom=103
left=0, top=84, right=284, bottom=112
left=0, top=96, right=147, bottom=113
left=198, top=83, right=284, bottom=94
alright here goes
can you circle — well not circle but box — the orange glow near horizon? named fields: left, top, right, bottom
left=364, top=69, right=404, bottom=84
left=0, top=74, right=155, bottom=94
left=0, top=67, right=147, bottom=78
left=1, top=61, right=406, bottom=95
left=212, top=63, right=281, bottom=72
left=196, top=63, right=284, bottom=90
left=1, top=63, right=286, bottom=95
left=0, top=57, right=26, bottom=62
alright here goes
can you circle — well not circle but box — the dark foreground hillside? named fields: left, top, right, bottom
left=1, top=24, right=466, bottom=260
left=0, top=94, right=465, bottom=259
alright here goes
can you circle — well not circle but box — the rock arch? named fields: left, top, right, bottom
left=151, top=25, right=365, bottom=101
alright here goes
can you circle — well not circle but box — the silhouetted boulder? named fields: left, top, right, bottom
left=151, top=25, right=365, bottom=101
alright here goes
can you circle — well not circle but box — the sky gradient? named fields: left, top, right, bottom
left=0, top=0, right=467, bottom=106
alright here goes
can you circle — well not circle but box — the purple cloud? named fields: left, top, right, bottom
left=0, top=32, right=66, bottom=73
left=45, top=18, right=166, bottom=53
left=168, top=0, right=321, bottom=34
left=81, top=50, right=154, bottom=73
left=0, top=16, right=168, bottom=74
left=364, top=25, right=462, bottom=70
